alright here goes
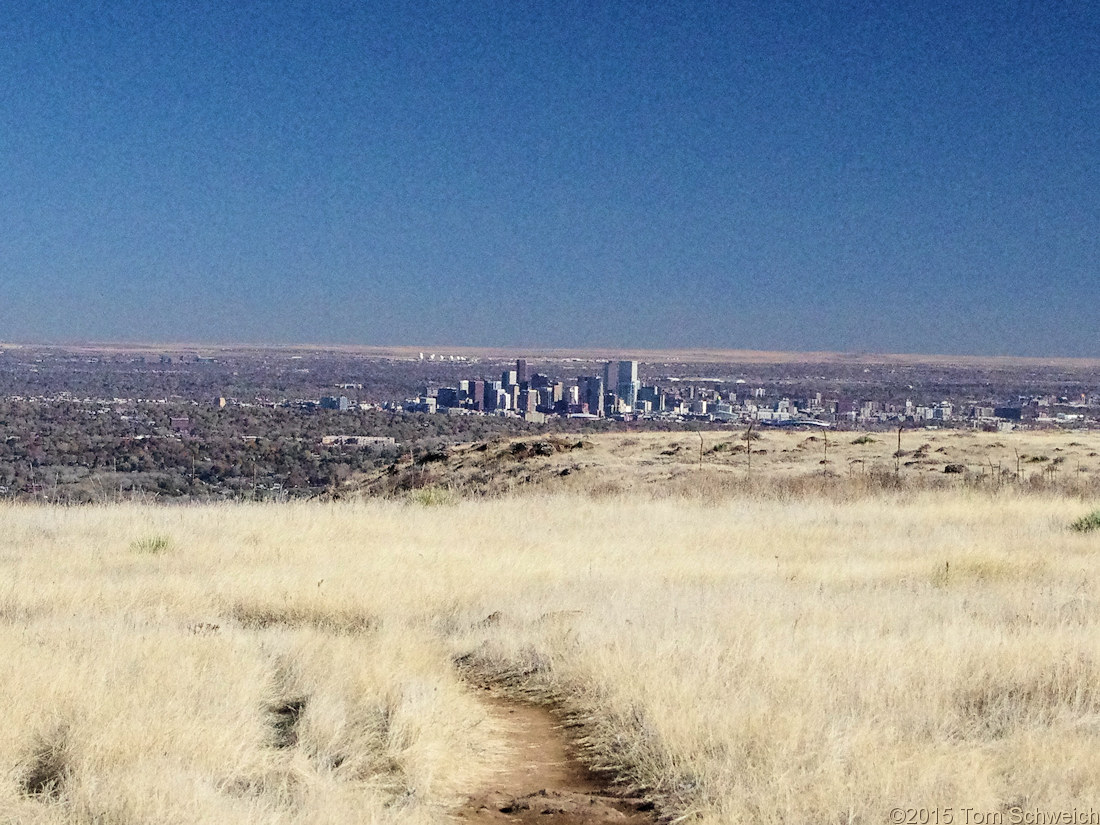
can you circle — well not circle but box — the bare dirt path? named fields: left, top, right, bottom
left=456, top=691, right=659, bottom=824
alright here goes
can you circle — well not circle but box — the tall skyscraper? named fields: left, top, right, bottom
left=516, top=359, right=528, bottom=385
left=468, top=380, right=485, bottom=411
left=519, top=385, right=537, bottom=414
left=578, top=375, right=605, bottom=417
left=616, top=360, right=639, bottom=409
left=483, top=380, right=501, bottom=411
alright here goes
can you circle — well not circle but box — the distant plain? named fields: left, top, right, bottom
left=9, top=340, right=1100, bottom=369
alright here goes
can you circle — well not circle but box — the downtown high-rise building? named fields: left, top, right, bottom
left=578, top=375, right=605, bottom=417
left=483, top=380, right=502, bottom=411
left=616, top=360, right=639, bottom=409
left=468, top=380, right=485, bottom=411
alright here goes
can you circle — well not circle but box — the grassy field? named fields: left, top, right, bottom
left=4, top=430, right=1100, bottom=823
left=375, top=427, right=1100, bottom=500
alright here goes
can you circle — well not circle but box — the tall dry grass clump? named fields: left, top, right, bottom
left=1, top=484, right=1100, bottom=822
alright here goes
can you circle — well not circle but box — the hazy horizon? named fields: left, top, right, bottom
left=3, top=2, right=1097, bottom=358
left=10, top=337, right=1100, bottom=368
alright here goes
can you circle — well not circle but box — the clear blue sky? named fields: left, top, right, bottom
left=2, top=1, right=1097, bottom=356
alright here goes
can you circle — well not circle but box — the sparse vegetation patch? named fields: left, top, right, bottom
left=129, top=533, right=173, bottom=555
left=1070, top=509, right=1100, bottom=532
left=21, top=726, right=70, bottom=800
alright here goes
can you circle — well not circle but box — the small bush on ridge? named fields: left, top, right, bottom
left=1070, top=510, right=1100, bottom=533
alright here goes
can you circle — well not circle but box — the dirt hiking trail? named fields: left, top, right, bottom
left=456, top=691, right=659, bottom=824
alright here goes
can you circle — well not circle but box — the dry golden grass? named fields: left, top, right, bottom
left=380, top=427, right=1100, bottom=501
left=4, top=433, right=1100, bottom=823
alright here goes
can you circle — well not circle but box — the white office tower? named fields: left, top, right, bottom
left=616, top=360, right=639, bottom=409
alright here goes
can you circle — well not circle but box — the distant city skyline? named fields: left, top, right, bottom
left=2, top=2, right=1098, bottom=357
